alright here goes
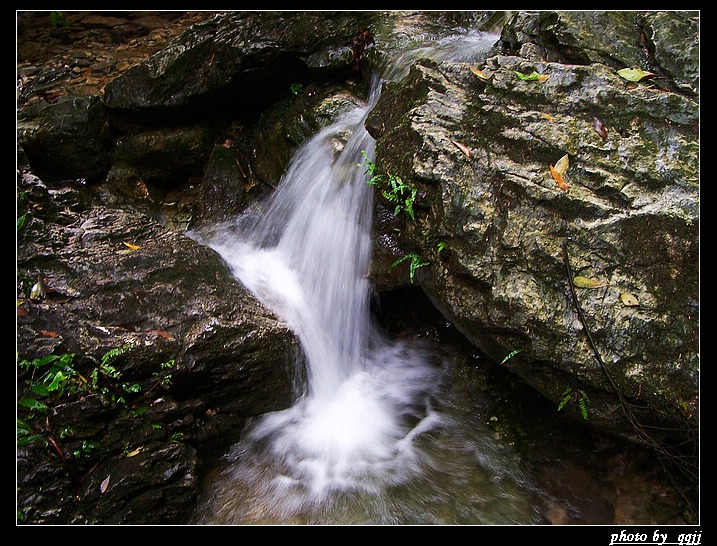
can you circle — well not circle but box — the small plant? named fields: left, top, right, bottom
left=390, top=252, right=429, bottom=284
left=499, top=348, right=523, bottom=366
left=558, top=387, right=590, bottom=420
left=89, top=344, right=138, bottom=404
left=18, top=344, right=138, bottom=415
left=49, top=11, right=68, bottom=29
left=154, top=359, right=175, bottom=387
left=72, top=440, right=98, bottom=460
left=146, top=358, right=176, bottom=395
left=17, top=418, right=43, bottom=448
left=359, top=151, right=418, bottom=220
left=18, top=353, right=83, bottom=413
left=290, top=82, right=304, bottom=96
left=17, top=213, right=27, bottom=233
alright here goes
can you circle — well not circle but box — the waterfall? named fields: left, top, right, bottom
left=189, top=30, right=548, bottom=525
left=195, top=74, right=446, bottom=500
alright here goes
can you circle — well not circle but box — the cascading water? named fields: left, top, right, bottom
left=188, top=30, right=597, bottom=525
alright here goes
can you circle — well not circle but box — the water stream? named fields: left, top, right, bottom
left=187, top=31, right=671, bottom=525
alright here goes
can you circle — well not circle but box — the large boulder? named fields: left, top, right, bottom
left=365, top=10, right=699, bottom=452
left=16, top=173, right=298, bottom=524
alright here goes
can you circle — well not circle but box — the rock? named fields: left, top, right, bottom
left=366, top=11, right=698, bottom=450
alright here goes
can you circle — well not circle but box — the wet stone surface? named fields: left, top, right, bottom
left=17, top=11, right=217, bottom=108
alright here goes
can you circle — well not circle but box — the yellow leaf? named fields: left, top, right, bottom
left=470, top=66, right=488, bottom=79
left=553, top=154, right=569, bottom=177
left=573, top=276, right=608, bottom=289
left=617, top=67, right=655, bottom=82
left=126, top=446, right=143, bottom=457
left=123, top=241, right=140, bottom=251
left=620, top=292, right=639, bottom=306
left=540, top=112, right=555, bottom=122
left=537, top=73, right=549, bottom=82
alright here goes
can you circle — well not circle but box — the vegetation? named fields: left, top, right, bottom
left=359, top=151, right=428, bottom=283
left=389, top=252, right=429, bottom=284
left=49, top=11, right=68, bottom=29
left=558, top=387, right=590, bottom=421
left=17, top=346, right=177, bottom=450
left=360, top=151, right=417, bottom=220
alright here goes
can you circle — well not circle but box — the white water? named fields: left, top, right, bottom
left=189, top=31, right=553, bottom=525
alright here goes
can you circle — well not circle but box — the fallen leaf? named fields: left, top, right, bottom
left=100, top=475, right=110, bottom=494
left=540, top=112, right=556, bottom=122
left=37, top=330, right=60, bottom=338
left=549, top=164, right=569, bottom=192
left=123, top=241, right=140, bottom=251
left=126, top=446, right=143, bottom=457
left=470, top=66, right=488, bottom=79
left=617, top=67, right=656, bottom=83
left=553, top=154, right=569, bottom=177
left=620, top=292, right=639, bottom=306
left=573, top=276, right=608, bottom=288
left=30, top=276, right=48, bottom=301
left=148, top=329, right=175, bottom=340
left=451, top=140, right=472, bottom=158
left=593, top=117, right=608, bottom=139
left=514, top=70, right=548, bottom=81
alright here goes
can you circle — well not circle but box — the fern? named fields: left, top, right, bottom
left=101, top=344, right=132, bottom=367
left=390, top=253, right=429, bottom=283
left=577, top=390, right=590, bottom=420
left=558, top=387, right=590, bottom=420
left=359, top=151, right=417, bottom=220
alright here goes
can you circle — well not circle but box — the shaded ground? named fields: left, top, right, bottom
left=17, top=11, right=218, bottom=109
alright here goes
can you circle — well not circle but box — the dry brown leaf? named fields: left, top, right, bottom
left=549, top=165, right=569, bottom=192
left=126, top=446, right=143, bottom=457
left=148, top=329, right=175, bottom=340
left=593, top=117, right=608, bottom=140
left=451, top=140, right=473, bottom=159
left=470, top=66, right=488, bottom=79
left=37, top=330, right=60, bottom=338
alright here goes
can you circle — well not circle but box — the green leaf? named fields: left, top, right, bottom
left=17, top=213, right=27, bottom=232
left=617, top=68, right=655, bottom=82
left=18, top=398, right=48, bottom=412
left=514, top=70, right=547, bottom=81
left=31, top=384, right=50, bottom=397
left=499, top=348, right=523, bottom=366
